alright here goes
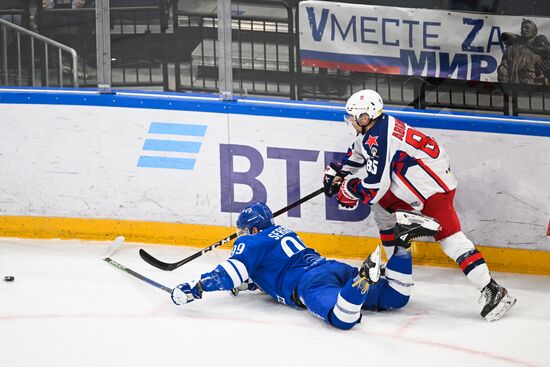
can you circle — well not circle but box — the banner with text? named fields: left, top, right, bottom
left=299, top=1, right=550, bottom=84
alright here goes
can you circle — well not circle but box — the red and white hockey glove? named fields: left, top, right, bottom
left=336, top=177, right=362, bottom=210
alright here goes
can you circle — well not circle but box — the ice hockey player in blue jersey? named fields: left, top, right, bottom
left=171, top=202, right=440, bottom=330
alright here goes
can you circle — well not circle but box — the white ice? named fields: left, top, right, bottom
left=1, top=237, right=549, bottom=367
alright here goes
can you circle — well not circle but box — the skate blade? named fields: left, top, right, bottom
left=484, top=294, right=517, bottom=322
left=369, top=245, right=382, bottom=284
left=396, top=211, right=440, bottom=232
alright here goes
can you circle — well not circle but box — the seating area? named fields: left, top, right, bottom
left=0, top=0, right=549, bottom=116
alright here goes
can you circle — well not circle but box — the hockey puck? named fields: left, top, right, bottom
left=3, top=276, right=14, bottom=282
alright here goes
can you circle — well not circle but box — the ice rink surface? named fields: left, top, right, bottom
left=1, top=237, right=549, bottom=367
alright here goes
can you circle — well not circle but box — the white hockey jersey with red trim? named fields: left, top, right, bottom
left=340, top=113, right=457, bottom=210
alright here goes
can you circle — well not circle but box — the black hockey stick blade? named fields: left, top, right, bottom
left=104, top=257, right=172, bottom=293
left=139, top=187, right=324, bottom=271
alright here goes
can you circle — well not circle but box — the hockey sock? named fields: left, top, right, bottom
left=456, top=249, right=491, bottom=290
left=329, top=277, right=369, bottom=330
left=362, top=251, right=413, bottom=311
left=384, top=250, right=413, bottom=298
left=441, top=232, right=491, bottom=290
left=380, top=228, right=396, bottom=260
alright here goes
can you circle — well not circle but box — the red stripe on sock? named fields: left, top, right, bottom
left=459, top=253, right=484, bottom=271
left=380, top=233, right=395, bottom=241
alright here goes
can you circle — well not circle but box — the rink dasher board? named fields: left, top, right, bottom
left=0, top=88, right=548, bottom=275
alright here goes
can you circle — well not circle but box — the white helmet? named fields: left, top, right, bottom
left=345, top=89, right=384, bottom=121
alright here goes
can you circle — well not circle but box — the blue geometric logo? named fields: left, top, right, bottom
left=137, top=122, right=207, bottom=170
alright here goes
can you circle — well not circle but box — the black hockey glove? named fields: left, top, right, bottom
left=323, top=162, right=349, bottom=197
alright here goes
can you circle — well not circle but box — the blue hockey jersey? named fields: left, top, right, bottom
left=199, top=225, right=326, bottom=306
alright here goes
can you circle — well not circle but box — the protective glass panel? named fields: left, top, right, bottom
left=107, top=0, right=172, bottom=90
left=170, top=0, right=219, bottom=93
left=0, top=0, right=94, bottom=87
left=231, top=0, right=295, bottom=99
left=1, top=1, right=549, bottom=116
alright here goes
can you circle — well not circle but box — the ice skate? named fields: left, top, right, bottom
left=479, top=279, right=517, bottom=322
left=353, top=245, right=382, bottom=293
left=395, top=211, right=441, bottom=248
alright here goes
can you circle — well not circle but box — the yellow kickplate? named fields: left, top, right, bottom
left=0, top=216, right=548, bottom=275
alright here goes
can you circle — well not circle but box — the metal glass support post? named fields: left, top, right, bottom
left=217, top=0, right=234, bottom=100
left=2, top=25, right=8, bottom=84
left=96, top=0, right=112, bottom=93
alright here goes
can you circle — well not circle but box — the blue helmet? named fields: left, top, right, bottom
left=236, top=202, right=274, bottom=236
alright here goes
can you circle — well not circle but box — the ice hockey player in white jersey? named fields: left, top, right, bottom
left=171, top=203, right=440, bottom=330
left=322, top=89, right=516, bottom=322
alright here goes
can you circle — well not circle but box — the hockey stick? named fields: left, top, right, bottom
left=103, top=237, right=172, bottom=293
left=139, top=187, right=325, bottom=271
